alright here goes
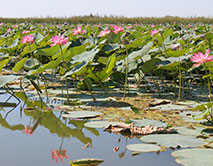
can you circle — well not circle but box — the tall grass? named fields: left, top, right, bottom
left=0, top=15, right=212, bottom=24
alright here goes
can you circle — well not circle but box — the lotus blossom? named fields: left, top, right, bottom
left=191, top=49, right=213, bottom=67
left=7, top=28, right=11, bottom=33
left=23, top=126, right=32, bottom=136
left=50, top=34, right=68, bottom=46
left=12, top=24, right=18, bottom=28
left=22, top=30, right=30, bottom=34
left=151, top=24, right=156, bottom=28
left=0, top=23, right=4, bottom=26
left=51, top=149, right=68, bottom=163
left=151, top=29, right=159, bottom=36
left=112, top=25, right=124, bottom=33
left=98, top=29, right=110, bottom=37
left=21, top=35, right=34, bottom=44
left=126, top=26, right=133, bottom=29
left=172, top=43, right=182, bottom=50
left=73, top=26, right=86, bottom=35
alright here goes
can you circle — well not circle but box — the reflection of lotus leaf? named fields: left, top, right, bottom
left=172, top=148, right=213, bottom=166
left=140, top=134, right=207, bottom=148
left=126, top=144, right=161, bottom=152
left=62, top=111, right=102, bottom=119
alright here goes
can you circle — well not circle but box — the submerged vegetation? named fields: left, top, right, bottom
left=0, top=20, right=213, bottom=165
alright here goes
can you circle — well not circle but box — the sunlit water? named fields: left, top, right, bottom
left=0, top=93, right=180, bottom=166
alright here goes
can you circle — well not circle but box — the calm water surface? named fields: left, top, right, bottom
left=0, top=93, right=180, bottom=166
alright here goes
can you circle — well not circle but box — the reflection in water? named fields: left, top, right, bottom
left=0, top=93, right=180, bottom=166
left=23, top=125, right=32, bottom=136
left=51, top=149, right=69, bottom=163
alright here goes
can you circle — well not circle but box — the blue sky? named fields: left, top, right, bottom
left=1, top=0, right=212, bottom=18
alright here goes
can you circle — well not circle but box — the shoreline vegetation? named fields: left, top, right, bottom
left=0, top=15, right=212, bottom=24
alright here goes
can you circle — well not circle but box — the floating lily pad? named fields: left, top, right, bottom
left=62, top=111, right=102, bottom=119
left=70, top=158, right=104, bottom=166
left=149, top=104, right=189, bottom=111
left=172, top=148, right=213, bottom=166
left=104, top=113, right=120, bottom=119
left=140, top=134, right=207, bottom=148
left=126, top=144, right=161, bottom=152
left=84, top=121, right=125, bottom=128
left=131, top=119, right=168, bottom=127
left=180, top=111, right=207, bottom=123
left=176, top=127, right=203, bottom=136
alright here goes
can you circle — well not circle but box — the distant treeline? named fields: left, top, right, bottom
left=0, top=15, right=212, bottom=24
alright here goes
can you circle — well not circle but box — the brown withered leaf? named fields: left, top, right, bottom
left=149, top=99, right=171, bottom=107
left=103, top=123, right=177, bottom=136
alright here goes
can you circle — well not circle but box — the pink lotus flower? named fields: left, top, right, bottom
left=98, top=29, right=110, bottom=37
left=73, top=26, right=86, bottom=35
left=191, top=49, right=213, bottom=67
left=50, top=34, right=68, bottom=46
left=21, top=35, right=34, bottom=44
left=7, top=28, right=11, bottom=33
left=126, top=26, right=133, bottom=29
left=22, top=30, right=30, bottom=34
left=0, top=23, right=4, bottom=26
left=112, top=25, right=124, bottom=33
left=23, top=126, right=32, bottom=136
left=12, top=24, right=18, bottom=28
left=51, top=149, right=68, bottom=163
left=172, top=43, right=182, bottom=50
left=151, top=29, right=159, bottom=36
left=151, top=24, right=156, bottom=28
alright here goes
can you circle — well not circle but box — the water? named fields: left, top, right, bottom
left=0, top=93, right=180, bottom=166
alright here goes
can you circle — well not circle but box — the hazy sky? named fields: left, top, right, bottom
left=1, top=0, right=212, bottom=18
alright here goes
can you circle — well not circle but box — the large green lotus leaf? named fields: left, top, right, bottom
left=12, top=57, right=28, bottom=72
left=126, top=143, right=161, bottom=152
left=64, top=43, right=88, bottom=61
left=70, top=158, right=104, bottom=166
left=32, top=57, right=62, bottom=74
left=62, top=111, right=102, bottom=119
left=172, top=148, right=213, bottom=166
left=149, top=104, right=189, bottom=111
left=175, top=127, right=203, bottom=136
left=206, top=32, right=213, bottom=40
left=0, top=57, right=12, bottom=72
left=128, top=42, right=153, bottom=61
left=20, top=43, right=37, bottom=57
left=52, top=41, right=71, bottom=59
left=0, top=75, right=21, bottom=88
left=140, top=134, right=207, bottom=148
left=166, top=48, right=190, bottom=58
left=87, top=54, right=116, bottom=82
left=84, top=121, right=125, bottom=128
left=72, top=48, right=99, bottom=64
left=34, top=45, right=59, bottom=57
left=131, top=119, right=168, bottom=127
